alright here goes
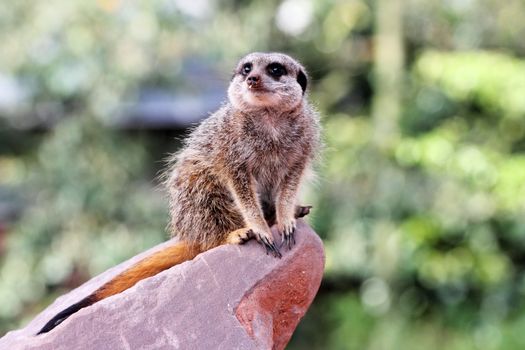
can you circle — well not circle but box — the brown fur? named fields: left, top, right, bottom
left=166, top=52, right=321, bottom=252
left=93, top=242, right=202, bottom=300
left=37, top=52, right=321, bottom=335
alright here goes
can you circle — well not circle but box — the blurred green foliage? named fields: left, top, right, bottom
left=1, top=0, right=525, bottom=348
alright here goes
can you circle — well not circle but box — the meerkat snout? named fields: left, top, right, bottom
left=228, top=52, right=308, bottom=111
left=246, top=75, right=260, bottom=89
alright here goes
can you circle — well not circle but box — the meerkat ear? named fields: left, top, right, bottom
left=297, top=70, right=307, bottom=94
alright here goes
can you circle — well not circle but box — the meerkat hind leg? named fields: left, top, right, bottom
left=224, top=228, right=254, bottom=245
left=225, top=227, right=282, bottom=258
left=295, top=205, right=312, bottom=218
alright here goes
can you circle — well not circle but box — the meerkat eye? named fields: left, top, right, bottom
left=267, top=63, right=287, bottom=78
left=241, top=63, right=252, bottom=76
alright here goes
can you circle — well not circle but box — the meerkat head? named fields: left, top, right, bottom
left=228, top=52, right=308, bottom=112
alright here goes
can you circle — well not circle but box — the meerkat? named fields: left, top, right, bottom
left=37, top=52, right=321, bottom=335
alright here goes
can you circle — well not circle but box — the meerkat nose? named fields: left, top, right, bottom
left=247, top=75, right=260, bottom=88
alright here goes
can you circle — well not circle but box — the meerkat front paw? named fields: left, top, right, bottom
left=278, top=218, right=297, bottom=250
left=254, top=230, right=282, bottom=258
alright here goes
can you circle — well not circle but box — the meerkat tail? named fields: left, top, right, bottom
left=37, top=241, right=202, bottom=335
left=36, top=296, right=96, bottom=334
left=92, top=242, right=201, bottom=300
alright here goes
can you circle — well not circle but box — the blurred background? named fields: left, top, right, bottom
left=1, top=0, right=525, bottom=348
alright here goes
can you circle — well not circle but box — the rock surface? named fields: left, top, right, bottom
left=0, top=220, right=324, bottom=350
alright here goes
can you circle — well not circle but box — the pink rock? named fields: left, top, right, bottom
left=0, top=220, right=324, bottom=350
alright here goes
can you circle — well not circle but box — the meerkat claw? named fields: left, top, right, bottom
left=279, top=218, right=297, bottom=250
left=261, top=236, right=282, bottom=258
left=282, top=226, right=296, bottom=250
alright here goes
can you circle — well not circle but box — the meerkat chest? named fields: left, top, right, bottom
left=252, top=153, right=286, bottom=198
left=249, top=138, right=300, bottom=191
left=234, top=114, right=308, bottom=183
left=253, top=150, right=286, bottom=175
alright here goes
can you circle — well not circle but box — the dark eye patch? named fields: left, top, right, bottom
left=267, top=62, right=287, bottom=78
left=241, top=63, right=252, bottom=76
